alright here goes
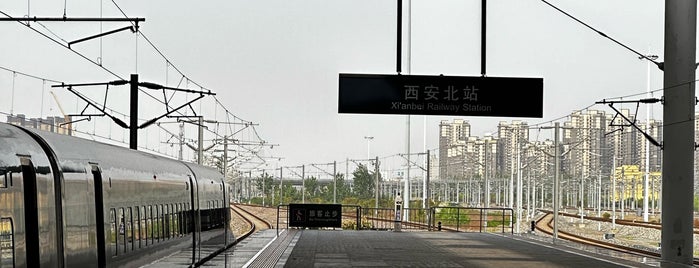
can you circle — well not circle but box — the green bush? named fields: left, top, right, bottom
left=602, top=212, right=611, bottom=219
left=434, top=208, right=471, bottom=225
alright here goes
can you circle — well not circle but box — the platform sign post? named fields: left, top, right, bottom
left=394, top=193, right=402, bottom=232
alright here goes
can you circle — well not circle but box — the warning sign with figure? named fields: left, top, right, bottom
left=289, top=203, right=342, bottom=228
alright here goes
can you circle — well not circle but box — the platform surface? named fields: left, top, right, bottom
left=283, top=230, right=655, bottom=268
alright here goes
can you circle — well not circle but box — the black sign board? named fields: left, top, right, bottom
left=288, top=203, right=342, bottom=228
left=338, top=73, right=543, bottom=117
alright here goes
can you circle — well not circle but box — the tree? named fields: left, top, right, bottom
left=304, top=176, right=320, bottom=198
left=255, top=172, right=275, bottom=204
left=334, top=173, right=350, bottom=201
left=352, top=163, right=382, bottom=199
left=280, top=183, right=298, bottom=205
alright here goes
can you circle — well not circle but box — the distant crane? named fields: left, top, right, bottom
left=49, top=91, right=72, bottom=133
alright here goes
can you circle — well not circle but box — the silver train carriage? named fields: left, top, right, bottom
left=0, top=122, right=234, bottom=267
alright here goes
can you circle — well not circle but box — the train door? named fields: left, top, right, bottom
left=188, top=175, right=199, bottom=265
left=221, top=180, right=229, bottom=246
left=90, top=163, right=106, bottom=268
left=18, top=156, right=40, bottom=268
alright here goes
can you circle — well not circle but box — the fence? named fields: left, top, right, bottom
left=275, top=205, right=514, bottom=234
left=431, top=207, right=514, bottom=234
left=361, top=207, right=431, bottom=231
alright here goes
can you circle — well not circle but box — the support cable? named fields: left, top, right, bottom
left=0, top=9, right=124, bottom=79
left=4, top=3, right=268, bottom=160
left=110, top=1, right=267, bottom=153
left=528, top=78, right=699, bottom=129
left=539, top=0, right=662, bottom=69
left=0, top=10, right=177, bottom=122
left=110, top=1, right=257, bottom=127
left=11, top=72, right=16, bottom=115
left=40, top=80, right=45, bottom=117
left=112, top=1, right=265, bottom=149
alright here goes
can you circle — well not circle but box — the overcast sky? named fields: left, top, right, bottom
left=0, top=0, right=670, bottom=170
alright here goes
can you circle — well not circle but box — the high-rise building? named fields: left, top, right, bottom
left=497, top=121, right=529, bottom=178
left=638, top=119, right=663, bottom=173
left=439, top=119, right=470, bottom=180
left=562, top=110, right=609, bottom=179
left=437, top=108, right=663, bottom=200
left=605, top=109, right=637, bottom=168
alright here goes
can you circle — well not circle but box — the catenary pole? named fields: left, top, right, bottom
left=661, top=0, right=696, bottom=265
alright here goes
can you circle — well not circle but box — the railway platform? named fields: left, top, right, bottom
left=200, top=229, right=663, bottom=267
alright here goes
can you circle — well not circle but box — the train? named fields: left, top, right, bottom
left=0, top=122, right=234, bottom=267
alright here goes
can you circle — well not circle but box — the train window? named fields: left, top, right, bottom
left=175, top=204, right=180, bottom=237
left=184, top=203, right=189, bottom=234
left=110, top=208, right=117, bottom=256
left=0, top=168, right=6, bottom=188
left=159, top=205, right=164, bottom=242
left=135, top=207, right=141, bottom=249
left=165, top=204, right=170, bottom=240
left=182, top=204, right=186, bottom=236
left=118, top=208, right=126, bottom=254
left=0, top=218, right=15, bottom=267
left=163, top=205, right=169, bottom=240
left=180, top=203, right=187, bottom=236
left=173, top=204, right=178, bottom=237
left=127, top=207, right=134, bottom=251
left=142, top=206, right=148, bottom=247
left=169, top=204, right=174, bottom=238
left=154, top=205, right=160, bottom=243
left=148, top=205, right=154, bottom=245
left=167, top=204, right=171, bottom=238
left=180, top=203, right=186, bottom=235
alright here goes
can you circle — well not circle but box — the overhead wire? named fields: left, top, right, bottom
left=0, top=65, right=134, bottom=120
left=0, top=65, right=63, bottom=83
left=10, top=72, right=16, bottom=115
left=1, top=8, right=243, bottom=158
left=110, top=0, right=257, bottom=128
left=0, top=64, right=202, bottom=161
left=0, top=9, right=204, bottom=126
left=539, top=0, right=662, bottom=68
left=108, top=0, right=269, bottom=165
left=0, top=9, right=123, bottom=79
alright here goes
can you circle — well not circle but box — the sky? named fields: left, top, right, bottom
left=0, top=0, right=670, bottom=172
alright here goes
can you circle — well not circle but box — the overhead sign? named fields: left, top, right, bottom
left=338, top=73, right=543, bottom=118
left=289, top=203, right=342, bottom=228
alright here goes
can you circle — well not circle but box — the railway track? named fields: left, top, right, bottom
left=194, top=204, right=274, bottom=266
left=535, top=212, right=699, bottom=265
left=541, top=209, right=699, bottom=234
left=231, top=204, right=274, bottom=239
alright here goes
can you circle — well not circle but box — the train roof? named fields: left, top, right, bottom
left=7, top=123, right=214, bottom=178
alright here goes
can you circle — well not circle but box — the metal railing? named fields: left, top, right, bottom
left=276, top=205, right=514, bottom=234
left=361, top=207, right=430, bottom=231
left=430, top=207, right=514, bottom=234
